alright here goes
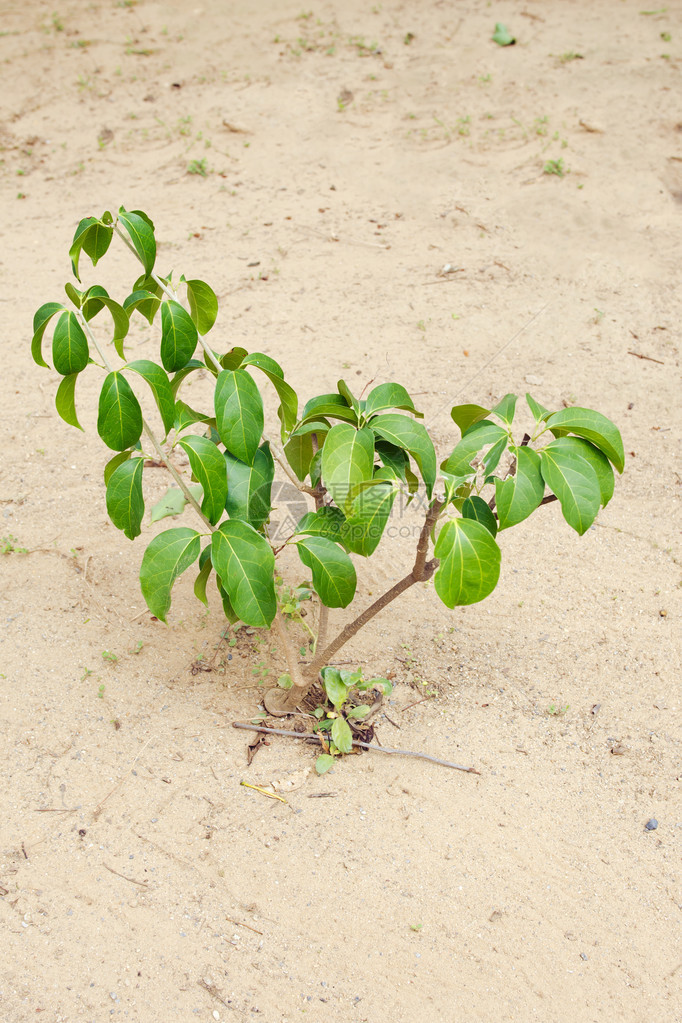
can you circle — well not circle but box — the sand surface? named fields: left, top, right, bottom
left=1, top=1, right=681, bottom=1021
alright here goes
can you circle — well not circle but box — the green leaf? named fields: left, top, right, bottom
left=347, top=704, right=371, bottom=721
left=210, top=520, right=276, bottom=627
left=55, top=373, right=83, bottom=431
left=301, top=393, right=358, bottom=425
left=52, top=311, right=89, bottom=376
left=125, top=360, right=175, bottom=435
left=544, top=407, right=624, bottom=473
left=104, top=450, right=132, bottom=486
left=375, top=440, right=410, bottom=480
left=315, top=754, right=336, bottom=775
left=461, top=495, right=498, bottom=537
left=65, top=282, right=85, bottom=309
left=284, top=432, right=314, bottom=481
left=242, top=353, right=298, bottom=436
left=160, top=300, right=199, bottom=372
left=150, top=484, right=203, bottom=523
left=178, top=435, right=228, bottom=525
left=434, top=518, right=502, bottom=607
left=526, top=393, right=552, bottom=423
left=185, top=278, right=218, bottom=334
left=220, top=346, right=248, bottom=370
left=331, top=716, right=353, bottom=754
left=296, top=506, right=347, bottom=545
left=492, top=22, right=515, bottom=46
left=139, top=527, right=201, bottom=622
left=69, top=217, right=113, bottom=280
left=442, top=419, right=507, bottom=477
left=123, top=288, right=161, bottom=326
left=174, top=400, right=215, bottom=433
left=320, top=666, right=349, bottom=709
left=214, top=369, right=264, bottom=465
left=295, top=536, right=357, bottom=608
left=106, top=457, right=145, bottom=540
left=118, top=207, right=156, bottom=276
left=341, top=483, right=396, bottom=556
left=365, top=382, right=422, bottom=418
left=82, top=293, right=130, bottom=360
left=337, top=379, right=360, bottom=416
left=169, top=359, right=205, bottom=398
left=539, top=439, right=601, bottom=535
left=97, top=371, right=143, bottom=451
left=321, top=424, right=375, bottom=513
left=32, top=302, right=65, bottom=368
left=563, top=437, right=615, bottom=508
left=215, top=575, right=240, bottom=623
left=490, top=393, right=517, bottom=426
left=369, top=414, right=437, bottom=497
left=223, top=442, right=274, bottom=530
left=495, top=446, right=545, bottom=530
left=450, top=403, right=490, bottom=435
left=193, top=548, right=213, bottom=606
left=358, top=677, right=393, bottom=695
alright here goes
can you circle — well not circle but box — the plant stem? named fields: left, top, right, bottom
left=272, top=610, right=305, bottom=690
left=306, top=499, right=444, bottom=679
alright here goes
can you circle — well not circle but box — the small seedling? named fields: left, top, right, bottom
left=492, top=23, right=515, bottom=46
left=97, top=683, right=106, bottom=698
left=543, top=158, right=566, bottom=177
left=547, top=702, right=569, bottom=716
left=30, top=207, right=624, bottom=729
left=410, top=923, right=423, bottom=932
left=102, top=650, right=118, bottom=663
left=80, top=667, right=94, bottom=681
left=187, top=158, right=209, bottom=177
left=313, top=668, right=392, bottom=773
left=1, top=535, right=28, bottom=555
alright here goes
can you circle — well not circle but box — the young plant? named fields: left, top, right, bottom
left=31, top=208, right=624, bottom=716
left=313, top=667, right=392, bottom=773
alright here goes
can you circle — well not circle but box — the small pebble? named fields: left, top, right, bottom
left=580, top=952, right=588, bottom=961
left=645, top=818, right=658, bottom=831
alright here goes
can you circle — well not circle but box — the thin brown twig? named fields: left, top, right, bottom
left=103, top=863, right=149, bottom=887
left=225, top=915, right=263, bottom=935
left=232, top=722, right=479, bottom=773
left=627, top=350, right=664, bottom=365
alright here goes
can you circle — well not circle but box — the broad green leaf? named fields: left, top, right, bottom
left=337, top=379, right=360, bottom=416
left=65, top=282, right=85, bottom=309
left=126, top=360, right=175, bottom=435
left=296, top=506, right=347, bottom=544
left=309, top=448, right=323, bottom=489
left=284, top=431, right=314, bottom=481
left=69, top=217, right=113, bottom=280
left=526, top=393, right=551, bottom=423
left=295, top=536, right=357, bottom=608
left=82, top=293, right=130, bottom=360
left=52, top=311, right=89, bottom=376
left=123, top=288, right=161, bottom=326
left=315, top=754, right=336, bottom=774
left=357, top=677, right=393, bottom=695
left=495, top=446, right=545, bottom=530
left=539, top=439, right=601, bottom=535
left=220, top=346, right=248, bottom=370
left=450, top=403, right=490, bottom=435
left=320, top=666, right=349, bottom=709
left=434, top=518, right=502, bottom=607
left=178, top=435, right=228, bottom=525
left=106, top=457, right=144, bottom=540
left=55, top=373, right=83, bottom=431
left=563, top=437, right=615, bottom=507
left=149, top=484, right=203, bottom=523
left=301, top=393, right=358, bottom=425
left=214, top=369, right=264, bottom=465
left=193, top=548, right=213, bottom=606
left=331, top=716, right=353, bottom=754
left=490, top=393, right=517, bottom=426
left=215, top=575, right=240, bottom=623
left=341, top=482, right=396, bottom=556
left=242, top=352, right=298, bottom=436
left=223, top=442, right=274, bottom=530
left=32, top=302, right=65, bottom=368
left=365, top=382, right=422, bottom=419
left=462, top=495, right=498, bottom=537
left=97, top=371, right=143, bottom=451
left=118, top=207, right=156, bottom=276
left=169, top=359, right=205, bottom=398
left=185, top=278, right=218, bottom=334
left=347, top=704, right=371, bottom=720
left=160, top=300, right=199, bottom=372
left=139, top=527, right=201, bottom=622
left=174, top=400, right=215, bottom=433
left=375, top=440, right=410, bottom=480
left=545, top=407, right=624, bottom=473
left=210, top=520, right=276, bottom=627
left=321, top=423, right=375, bottom=514
left=492, top=22, right=515, bottom=46
left=104, top=450, right=132, bottom=486
left=369, top=414, right=436, bottom=497
left=442, top=419, right=507, bottom=477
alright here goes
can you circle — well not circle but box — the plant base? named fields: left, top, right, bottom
left=263, top=685, right=308, bottom=716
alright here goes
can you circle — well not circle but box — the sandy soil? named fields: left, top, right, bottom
left=1, top=1, right=681, bottom=1020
